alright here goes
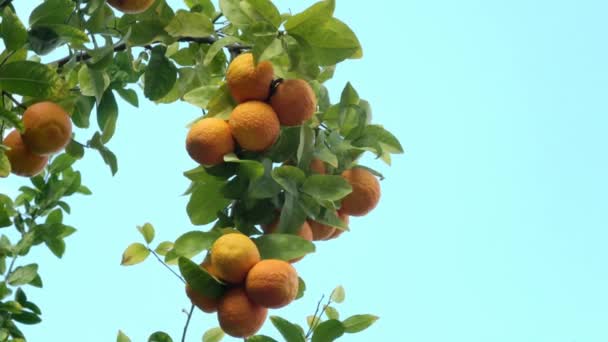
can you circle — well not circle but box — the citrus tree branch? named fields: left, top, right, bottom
left=52, top=36, right=250, bottom=67
left=148, top=248, right=185, bottom=284
left=180, top=305, right=195, bottom=342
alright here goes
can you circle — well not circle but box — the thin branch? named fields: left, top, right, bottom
left=148, top=248, right=185, bottom=284
left=52, top=36, right=250, bottom=67
left=212, top=12, right=223, bottom=24
left=1, top=91, right=26, bottom=110
left=305, top=294, right=325, bottom=338
left=180, top=304, right=195, bottom=342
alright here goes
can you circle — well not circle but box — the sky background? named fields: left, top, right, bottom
left=2, top=0, right=608, bottom=341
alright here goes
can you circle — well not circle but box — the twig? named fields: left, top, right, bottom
left=52, top=37, right=250, bottom=67
left=212, top=12, right=223, bottom=24
left=180, top=304, right=195, bottom=342
left=305, top=294, right=325, bottom=338
left=148, top=248, right=185, bottom=284
left=1, top=91, right=26, bottom=110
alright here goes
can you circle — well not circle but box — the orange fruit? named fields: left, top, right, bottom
left=107, top=0, right=155, bottom=14
left=185, top=284, right=218, bottom=314
left=210, top=233, right=261, bottom=284
left=228, top=101, right=280, bottom=152
left=217, top=287, right=268, bottom=338
left=340, top=168, right=381, bottom=216
left=270, top=79, right=317, bottom=126
left=245, top=259, right=299, bottom=309
left=186, top=118, right=234, bottom=166
left=2, top=130, right=48, bottom=177
left=309, top=158, right=326, bottom=174
left=308, top=219, right=336, bottom=241
left=21, top=101, right=72, bottom=156
left=185, top=256, right=220, bottom=313
left=262, top=219, right=313, bottom=263
left=328, top=211, right=350, bottom=239
left=226, top=53, right=274, bottom=103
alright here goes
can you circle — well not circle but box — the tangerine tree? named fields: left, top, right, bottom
left=0, top=0, right=403, bottom=341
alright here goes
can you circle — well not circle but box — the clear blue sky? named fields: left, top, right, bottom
left=2, top=0, right=608, bottom=341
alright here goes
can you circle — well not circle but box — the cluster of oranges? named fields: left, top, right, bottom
left=185, top=233, right=299, bottom=338
left=185, top=52, right=317, bottom=165
left=183, top=53, right=383, bottom=337
left=2, top=102, right=73, bottom=177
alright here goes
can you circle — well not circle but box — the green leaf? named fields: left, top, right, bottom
left=41, top=24, right=89, bottom=45
left=219, top=0, right=251, bottom=27
left=148, top=331, right=173, bottom=342
left=298, top=125, right=315, bottom=169
left=165, top=10, right=214, bottom=38
left=296, top=277, right=306, bottom=300
left=325, top=306, right=339, bottom=320
left=115, top=88, right=139, bottom=107
left=241, top=0, right=281, bottom=28
left=269, top=316, right=306, bottom=342
left=120, top=243, right=150, bottom=266
left=0, top=108, right=24, bottom=132
left=154, top=241, right=173, bottom=256
left=185, top=0, right=216, bottom=17
left=144, top=46, right=178, bottom=101
left=277, top=193, right=307, bottom=234
left=340, top=82, right=359, bottom=106
left=7, top=264, right=38, bottom=286
left=137, top=223, right=155, bottom=244
left=97, top=90, right=118, bottom=143
left=301, top=175, right=352, bottom=202
left=0, top=61, right=58, bottom=98
left=246, top=336, right=278, bottom=342
left=44, top=238, right=66, bottom=258
left=29, top=0, right=74, bottom=26
left=0, top=153, right=10, bottom=178
left=206, top=84, right=235, bottom=119
left=183, top=85, right=217, bottom=108
left=284, top=0, right=334, bottom=32
left=178, top=257, right=225, bottom=299
left=311, top=320, right=344, bottom=342
left=187, top=177, right=232, bottom=226
left=171, top=230, right=221, bottom=260
left=204, top=36, right=241, bottom=66
left=254, top=234, right=315, bottom=261
left=331, top=285, right=345, bottom=303
left=27, top=26, right=61, bottom=55
left=1, top=7, right=28, bottom=50
left=88, top=132, right=118, bottom=175
left=353, top=125, right=404, bottom=155
left=342, top=315, right=379, bottom=333
left=11, top=311, right=41, bottom=325
left=48, top=154, right=76, bottom=174
left=202, top=327, right=224, bottom=342
left=271, top=166, right=305, bottom=195
left=79, top=66, right=110, bottom=103
left=117, top=330, right=132, bottom=342
left=72, top=95, right=95, bottom=129
left=292, top=17, right=362, bottom=66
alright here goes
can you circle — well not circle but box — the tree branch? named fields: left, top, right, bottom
left=148, top=248, right=185, bottom=284
left=180, top=305, right=195, bottom=342
left=52, top=36, right=250, bottom=67
left=2, top=91, right=26, bottom=110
